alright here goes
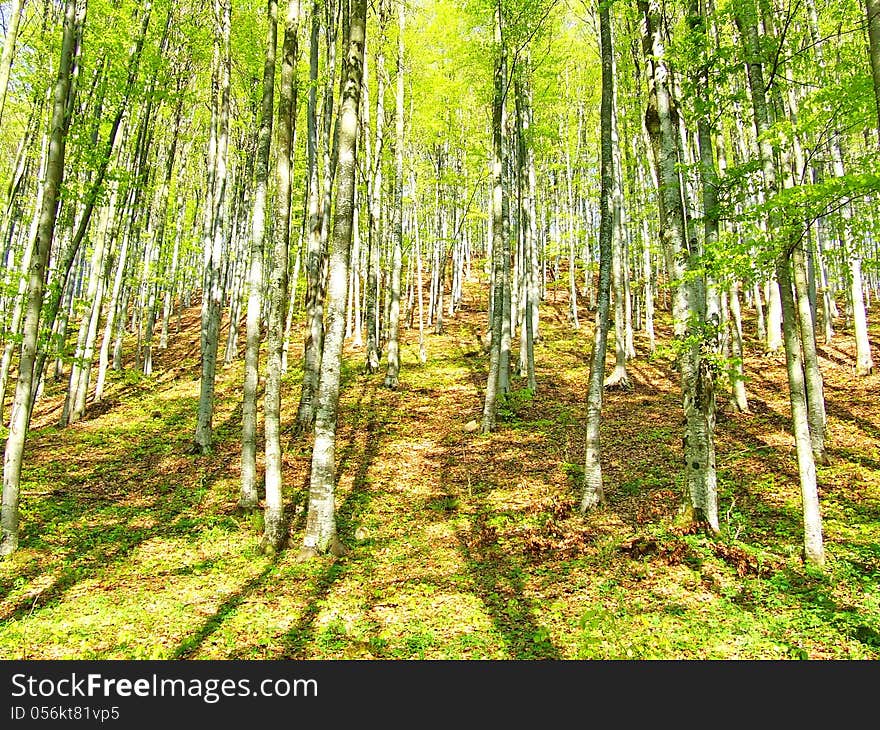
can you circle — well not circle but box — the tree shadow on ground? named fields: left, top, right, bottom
left=825, top=399, right=880, bottom=444
left=0, top=398, right=243, bottom=624
left=276, top=385, right=390, bottom=658
left=171, top=561, right=277, bottom=659
left=454, top=503, right=561, bottom=659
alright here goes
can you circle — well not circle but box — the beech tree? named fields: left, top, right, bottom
left=300, top=0, right=367, bottom=557
left=1, top=0, right=81, bottom=557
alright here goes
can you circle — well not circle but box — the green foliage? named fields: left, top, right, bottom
left=496, top=387, right=534, bottom=422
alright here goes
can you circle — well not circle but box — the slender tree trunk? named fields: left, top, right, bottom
left=481, top=2, right=506, bottom=434
left=641, top=0, right=718, bottom=532
left=515, top=69, right=538, bottom=391
left=63, top=179, right=118, bottom=424
left=193, top=0, right=231, bottom=454
left=641, top=215, right=655, bottom=353
left=850, top=253, right=874, bottom=375
left=735, top=0, right=824, bottom=566
left=262, top=0, right=300, bottom=552
left=728, top=280, right=749, bottom=412
left=295, top=0, right=324, bottom=432
left=159, top=196, right=185, bottom=350
left=384, top=1, right=405, bottom=389
left=281, top=229, right=302, bottom=372
left=301, top=0, right=365, bottom=557
left=765, top=276, right=783, bottom=353
left=0, top=0, right=25, bottom=127
left=564, top=144, right=579, bottom=331
left=1, top=0, right=79, bottom=558
left=792, top=244, right=828, bottom=464
left=351, top=189, right=363, bottom=347
left=365, top=16, right=386, bottom=374
left=0, top=124, right=46, bottom=422
left=142, top=86, right=182, bottom=375
left=866, top=0, right=880, bottom=140
left=413, top=171, right=426, bottom=363
left=95, top=219, right=130, bottom=401
left=778, top=252, right=825, bottom=566
left=582, top=1, right=614, bottom=512
left=240, top=0, right=278, bottom=513
left=605, top=43, right=629, bottom=389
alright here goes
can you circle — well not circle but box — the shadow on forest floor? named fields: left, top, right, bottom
left=2, top=280, right=880, bottom=660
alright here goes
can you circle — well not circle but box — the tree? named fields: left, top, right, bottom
left=640, top=0, right=719, bottom=533
left=734, top=0, right=824, bottom=566
left=480, top=0, right=508, bottom=434
left=581, top=0, right=613, bottom=513
left=262, top=0, right=301, bottom=553
left=240, top=0, right=278, bottom=513
left=384, top=0, right=405, bottom=390
left=1, top=0, right=81, bottom=557
left=193, top=0, right=232, bottom=454
left=300, top=0, right=367, bottom=557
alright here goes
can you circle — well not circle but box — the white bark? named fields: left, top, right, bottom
left=193, top=0, right=231, bottom=454
left=263, top=0, right=300, bottom=551
left=303, top=0, right=366, bottom=556
left=240, top=0, right=277, bottom=512
left=384, top=1, right=405, bottom=389
left=1, top=0, right=79, bottom=557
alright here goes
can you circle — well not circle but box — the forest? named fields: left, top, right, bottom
left=0, top=0, right=877, bottom=660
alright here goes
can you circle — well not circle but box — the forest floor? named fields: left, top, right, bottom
left=1, top=273, right=879, bottom=659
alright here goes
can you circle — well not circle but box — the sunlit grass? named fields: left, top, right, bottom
left=0, top=286, right=878, bottom=659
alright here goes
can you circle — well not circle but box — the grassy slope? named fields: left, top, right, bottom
left=1, top=275, right=878, bottom=659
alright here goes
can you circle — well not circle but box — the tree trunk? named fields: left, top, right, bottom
left=641, top=0, right=718, bottom=533
left=0, top=0, right=25, bottom=127
left=294, top=0, right=325, bottom=433
left=1, top=0, right=79, bottom=558
left=193, top=0, right=231, bottom=454
left=0, top=123, right=46, bottom=423
left=605, top=41, right=630, bottom=390
left=735, top=0, right=824, bottom=566
left=582, top=1, right=614, bottom=512
left=240, top=0, right=278, bottom=513
left=301, top=0, right=365, bottom=557
left=792, top=244, right=828, bottom=464
left=778, top=252, right=825, bottom=567
left=262, top=0, right=300, bottom=552
left=384, top=1, right=405, bottom=389
left=481, top=2, right=506, bottom=434
left=866, top=0, right=880, bottom=140
left=63, top=179, right=118, bottom=424
left=365, top=16, right=386, bottom=374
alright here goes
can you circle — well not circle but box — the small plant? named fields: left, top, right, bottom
left=496, top=388, right=535, bottom=422
left=562, top=461, right=584, bottom=487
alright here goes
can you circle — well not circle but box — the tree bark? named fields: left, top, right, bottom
left=365, top=13, right=387, bottom=374
left=866, top=0, right=880, bottom=141
left=481, top=2, right=506, bottom=434
left=641, top=0, right=718, bottom=533
left=582, top=0, right=614, bottom=512
left=262, top=0, right=301, bottom=552
left=384, top=1, right=405, bottom=389
left=294, top=0, right=326, bottom=433
left=1, top=0, right=79, bottom=557
left=301, top=0, right=365, bottom=557
left=735, top=0, right=824, bottom=566
left=240, top=0, right=278, bottom=513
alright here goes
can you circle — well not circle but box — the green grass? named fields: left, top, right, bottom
left=1, top=287, right=879, bottom=660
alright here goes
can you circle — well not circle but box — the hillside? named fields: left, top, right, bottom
left=1, top=276, right=878, bottom=660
